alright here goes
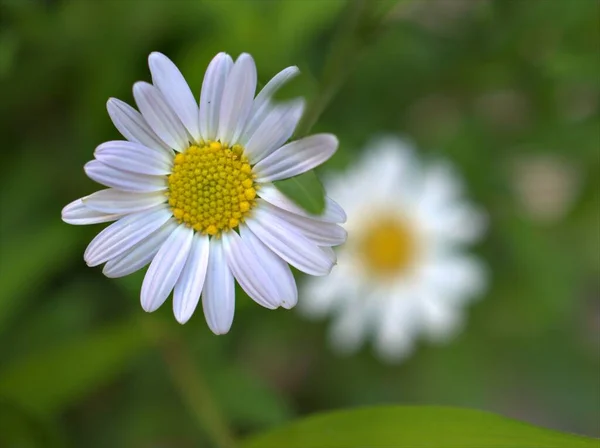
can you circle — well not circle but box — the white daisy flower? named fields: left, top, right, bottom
left=61, top=52, right=346, bottom=334
left=302, top=137, right=487, bottom=361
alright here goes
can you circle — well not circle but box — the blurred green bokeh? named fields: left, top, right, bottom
left=1, top=0, right=598, bottom=446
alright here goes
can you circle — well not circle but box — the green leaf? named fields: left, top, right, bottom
left=0, top=401, right=65, bottom=448
left=207, top=365, right=293, bottom=428
left=242, top=406, right=597, bottom=448
left=273, top=170, right=325, bottom=215
left=0, top=319, right=149, bottom=415
left=0, top=221, right=78, bottom=329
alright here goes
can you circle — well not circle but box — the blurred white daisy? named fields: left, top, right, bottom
left=62, top=52, right=346, bottom=334
left=302, top=137, right=487, bottom=362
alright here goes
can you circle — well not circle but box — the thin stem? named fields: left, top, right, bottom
left=142, top=318, right=236, bottom=448
left=294, top=0, right=405, bottom=138
left=294, top=0, right=369, bottom=137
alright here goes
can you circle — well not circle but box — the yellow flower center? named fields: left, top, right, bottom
left=358, top=217, right=417, bottom=277
left=167, top=141, right=257, bottom=235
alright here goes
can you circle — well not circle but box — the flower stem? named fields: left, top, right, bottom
left=294, top=0, right=381, bottom=138
left=142, top=317, right=236, bottom=448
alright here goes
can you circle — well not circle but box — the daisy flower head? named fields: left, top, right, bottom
left=302, top=136, right=487, bottom=362
left=61, top=52, right=346, bottom=334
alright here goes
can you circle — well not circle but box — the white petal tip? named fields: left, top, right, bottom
left=148, top=51, right=165, bottom=61
left=102, top=270, right=118, bottom=279
left=148, top=52, right=171, bottom=71
left=281, top=301, right=296, bottom=310
left=132, top=81, right=144, bottom=93
left=175, top=316, right=190, bottom=325
left=84, top=258, right=97, bottom=268
left=174, top=307, right=194, bottom=324
left=141, top=301, right=160, bottom=313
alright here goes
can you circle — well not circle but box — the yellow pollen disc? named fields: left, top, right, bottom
left=167, top=141, right=257, bottom=235
left=358, top=217, right=417, bottom=277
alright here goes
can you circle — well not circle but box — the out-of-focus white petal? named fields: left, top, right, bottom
left=202, top=238, right=235, bottom=335
left=103, top=219, right=177, bottom=278
left=106, top=98, right=172, bottom=155
left=373, top=291, right=421, bottom=362
left=329, top=298, right=369, bottom=355
left=420, top=161, right=465, bottom=209
left=217, top=53, right=257, bottom=147
left=198, top=52, right=234, bottom=142
left=300, top=258, right=357, bottom=317
left=61, top=198, right=123, bottom=225
left=420, top=290, right=464, bottom=343
left=222, top=230, right=279, bottom=310
left=420, top=254, right=487, bottom=305
left=420, top=202, right=487, bottom=245
left=84, top=205, right=171, bottom=267
left=82, top=189, right=166, bottom=215
left=94, top=140, right=172, bottom=175
left=133, top=81, right=189, bottom=151
left=84, top=160, right=167, bottom=193
left=149, top=52, right=200, bottom=142
left=141, top=224, right=193, bottom=312
left=173, top=234, right=210, bottom=324
left=243, top=99, right=304, bottom=164
left=254, top=134, right=338, bottom=182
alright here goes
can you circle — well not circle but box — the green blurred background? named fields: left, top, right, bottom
left=1, top=0, right=599, bottom=446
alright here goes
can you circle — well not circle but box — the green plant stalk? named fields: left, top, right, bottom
left=142, top=318, right=237, bottom=448
left=294, top=0, right=391, bottom=138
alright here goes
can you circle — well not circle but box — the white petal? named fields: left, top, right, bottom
left=103, top=219, right=177, bottom=278
left=106, top=98, right=172, bottom=155
left=320, top=246, right=338, bottom=264
left=199, top=52, right=233, bottom=142
left=374, top=326, right=416, bottom=363
left=202, top=238, right=235, bottom=335
left=300, top=260, right=357, bottom=316
left=240, top=66, right=300, bottom=144
left=217, top=53, right=256, bottom=147
left=257, top=183, right=346, bottom=223
left=420, top=161, right=464, bottom=207
left=243, top=99, right=304, bottom=164
left=84, top=160, right=167, bottom=193
left=222, top=230, right=279, bottom=310
left=82, top=189, right=166, bottom=214
left=133, top=81, right=189, bottom=151
left=173, top=234, right=210, bottom=324
left=239, top=225, right=297, bottom=309
left=420, top=292, right=464, bottom=343
left=61, top=198, right=123, bottom=225
left=420, top=254, right=487, bottom=305
left=141, top=224, right=194, bottom=312
left=373, top=294, right=420, bottom=363
left=94, top=140, right=172, bottom=175
left=245, top=207, right=334, bottom=276
left=329, top=299, right=369, bottom=355
left=149, top=52, right=200, bottom=142
left=258, top=200, right=346, bottom=246
left=254, top=134, right=337, bottom=182
left=84, top=205, right=171, bottom=267
left=420, top=202, right=487, bottom=245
